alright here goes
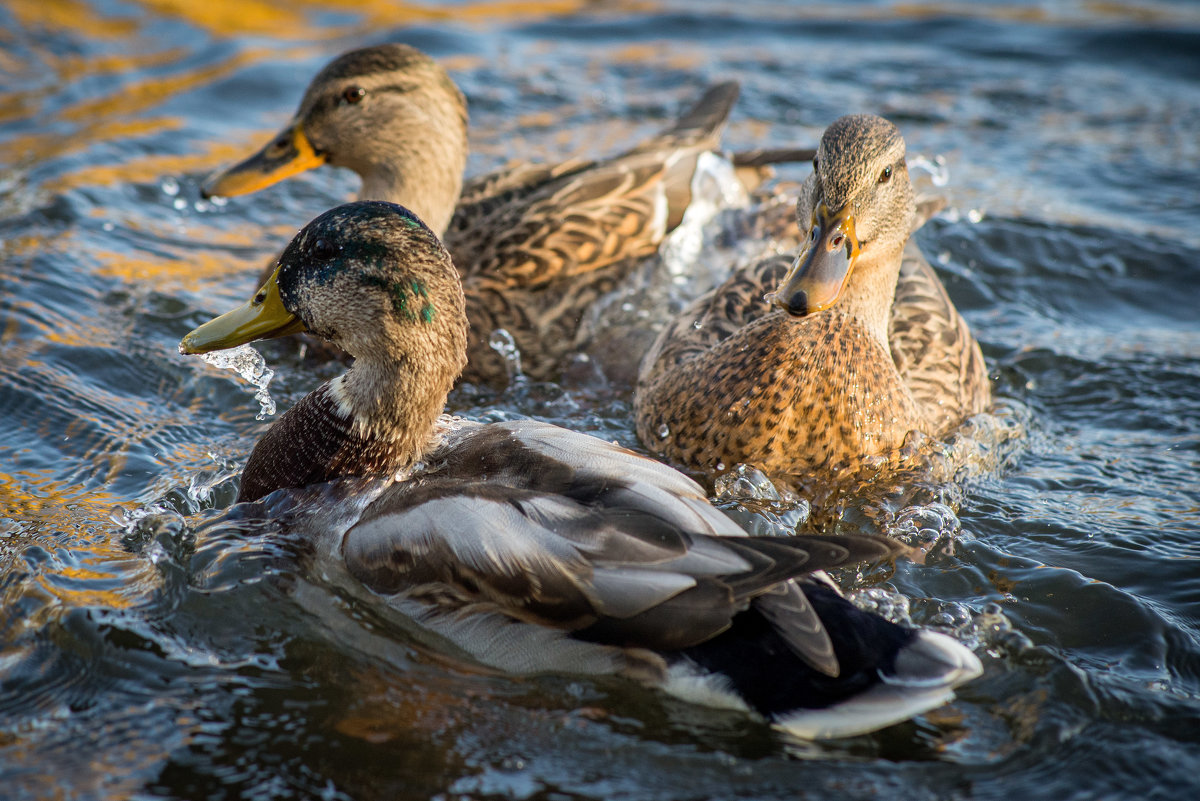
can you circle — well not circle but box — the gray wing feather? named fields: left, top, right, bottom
left=754, top=581, right=840, bottom=677
left=339, top=419, right=907, bottom=669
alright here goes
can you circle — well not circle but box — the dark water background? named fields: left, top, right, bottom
left=2, top=1, right=1199, bottom=799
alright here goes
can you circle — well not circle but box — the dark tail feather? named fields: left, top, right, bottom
left=730, top=146, right=817, bottom=194
left=683, top=583, right=916, bottom=715
left=664, top=81, right=741, bottom=139
left=730, top=146, right=817, bottom=168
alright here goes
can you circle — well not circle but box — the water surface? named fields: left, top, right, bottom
left=2, top=1, right=1199, bottom=799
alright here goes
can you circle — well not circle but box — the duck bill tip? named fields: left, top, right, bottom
left=179, top=269, right=305, bottom=355
left=774, top=208, right=859, bottom=317
left=201, top=121, right=325, bottom=198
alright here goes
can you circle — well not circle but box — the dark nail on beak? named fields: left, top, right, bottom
left=785, top=291, right=809, bottom=316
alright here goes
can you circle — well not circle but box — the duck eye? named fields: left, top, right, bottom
left=879, top=165, right=893, bottom=184
left=312, top=238, right=336, bottom=260
left=341, top=86, right=365, bottom=105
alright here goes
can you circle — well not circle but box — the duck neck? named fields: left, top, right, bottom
left=332, top=348, right=459, bottom=465
left=358, top=153, right=463, bottom=238
left=354, top=111, right=467, bottom=238
left=835, top=240, right=906, bottom=351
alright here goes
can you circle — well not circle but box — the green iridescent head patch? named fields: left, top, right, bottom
left=365, top=275, right=435, bottom=323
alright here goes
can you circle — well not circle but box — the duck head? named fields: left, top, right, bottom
left=201, top=44, right=469, bottom=236
left=772, top=114, right=916, bottom=321
left=182, top=201, right=468, bottom=411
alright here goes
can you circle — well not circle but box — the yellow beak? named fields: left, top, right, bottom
left=201, top=120, right=326, bottom=198
left=180, top=266, right=306, bottom=354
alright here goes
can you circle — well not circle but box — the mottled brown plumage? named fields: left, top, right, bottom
left=202, top=43, right=811, bottom=385
left=634, top=114, right=991, bottom=482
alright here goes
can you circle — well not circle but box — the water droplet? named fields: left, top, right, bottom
left=488, top=328, right=525, bottom=383
left=161, top=176, right=180, bottom=196
left=187, top=473, right=213, bottom=504
left=199, top=344, right=276, bottom=420
left=657, top=423, right=670, bottom=439
left=909, top=153, right=949, bottom=187
left=692, top=319, right=703, bottom=329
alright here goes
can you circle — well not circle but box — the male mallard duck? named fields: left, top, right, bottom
left=202, top=43, right=809, bottom=385
left=634, top=114, right=991, bottom=482
left=179, top=200, right=981, bottom=738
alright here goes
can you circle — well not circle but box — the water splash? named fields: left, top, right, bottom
left=571, top=150, right=771, bottom=383
left=888, top=502, right=963, bottom=552
left=714, top=464, right=811, bottom=536
left=488, top=328, right=525, bottom=385
left=199, top=344, right=276, bottom=420
left=659, top=151, right=751, bottom=290
left=850, top=586, right=913, bottom=626
left=910, top=153, right=950, bottom=187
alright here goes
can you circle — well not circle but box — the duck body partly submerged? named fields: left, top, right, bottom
left=202, top=43, right=809, bottom=385
left=180, top=201, right=981, bottom=739
left=635, top=114, right=991, bottom=482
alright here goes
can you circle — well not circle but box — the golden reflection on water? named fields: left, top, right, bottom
left=68, top=141, right=290, bottom=192
left=87, top=220, right=295, bottom=289
left=16, top=0, right=626, bottom=43
left=7, top=0, right=138, bottom=39
left=0, top=471, right=115, bottom=522
left=1, top=54, right=256, bottom=169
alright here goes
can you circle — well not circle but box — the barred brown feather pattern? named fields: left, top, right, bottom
left=238, top=383, right=411, bottom=503
left=889, top=244, right=991, bottom=430
left=449, top=158, right=596, bottom=237
left=636, top=306, right=926, bottom=478
left=637, top=253, right=792, bottom=377
left=461, top=258, right=635, bottom=384
left=452, top=158, right=669, bottom=290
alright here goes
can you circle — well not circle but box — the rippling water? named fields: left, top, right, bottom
left=2, top=2, right=1199, bottom=799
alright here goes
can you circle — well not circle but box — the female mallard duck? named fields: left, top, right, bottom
left=179, top=200, right=981, bottom=739
left=201, top=43, right=808, bottom=385
left=634, top=114, right=991, bottom=483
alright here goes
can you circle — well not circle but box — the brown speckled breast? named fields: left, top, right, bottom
left=635, top=307, right=926, bottom=478
left=634, top=245, right=989, bottom=481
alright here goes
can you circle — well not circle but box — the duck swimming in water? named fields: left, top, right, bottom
left=179, top=200, right=981, bottom=739
left=634, top=114, right=991, bottom=483
left=201, top=43, right=809, bottom=385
